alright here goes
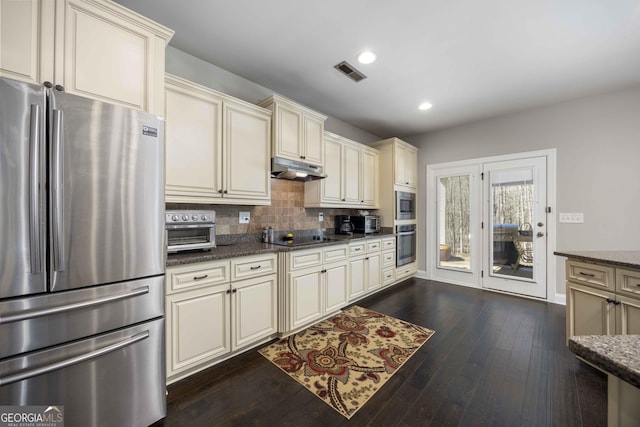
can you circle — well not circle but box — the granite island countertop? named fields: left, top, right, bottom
left=569, top=335, right=640, bottom=388
left=166, top=230, right=396, bottom=267
left=554, top=250, right=640, bottom=270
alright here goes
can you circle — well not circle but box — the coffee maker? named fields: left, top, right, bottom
left=335, top=215, right=354, bottom=235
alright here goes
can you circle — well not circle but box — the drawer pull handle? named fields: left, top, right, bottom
left=250, top=265, right=262, bottom=270
left=606, top=298, right=615, bottom=304
left=579, top=272, right=596, bottom=278
left=193, top=274, right=209, bottom=280
left=354, top=248, right=361, bottom=251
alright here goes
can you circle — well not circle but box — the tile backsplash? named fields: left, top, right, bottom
left=166, top=179, right=374, bottom=236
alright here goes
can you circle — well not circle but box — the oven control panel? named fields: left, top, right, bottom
left=166, top=210, right=216, bottom=225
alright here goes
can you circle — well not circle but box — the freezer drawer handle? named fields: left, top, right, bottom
left=0, top=286, right=149, bottom=325
left=29, top=104, right=42, bottom=274
left=0, top=331, right=149, bottom=386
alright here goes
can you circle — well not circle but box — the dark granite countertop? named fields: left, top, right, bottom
left=554, top=251, right=640, bottom=270
left=166, top=230, right=396, bottom=267
left=568, top=335, right=640, bottom=388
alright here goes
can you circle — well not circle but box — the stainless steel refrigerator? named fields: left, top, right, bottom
left=0, top=77, right=166, bottom=426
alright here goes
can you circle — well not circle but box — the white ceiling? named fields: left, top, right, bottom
left=114, top=0, right=640, bottom=138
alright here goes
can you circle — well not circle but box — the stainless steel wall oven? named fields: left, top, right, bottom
left=397, top=224, right=417, bottom=266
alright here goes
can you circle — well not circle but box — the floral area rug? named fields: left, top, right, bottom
left=258, top=305, right=435, bottom=419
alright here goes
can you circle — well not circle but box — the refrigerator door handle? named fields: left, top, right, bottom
left=0, top=286, right=150, bottom=325
left=29, top=104, right=42, bottom=274
left=0, top=331, right=149, bottom=386
left=52, top=109, right=65, bottom=272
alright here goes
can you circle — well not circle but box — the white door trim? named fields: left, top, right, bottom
left=425, top=149, right=558, bottom=302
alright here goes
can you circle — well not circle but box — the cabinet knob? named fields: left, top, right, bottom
left=55, top=84, right=65, bottom=92
left=218, top=189, right=223, bottom=193
left=223, top=190, right=228, bottom=194
left=341, top=199, right=346, bottom=202
left=232, top=288, right=237, bottom=293
left=43, top=81, right=53, bottom=88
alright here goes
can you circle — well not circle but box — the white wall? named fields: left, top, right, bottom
left=165, top=46, right=381, bottom=143
left=407, top=84, right=640, bottom=295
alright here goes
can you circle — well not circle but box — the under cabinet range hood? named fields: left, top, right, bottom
left=271, top=157, right=327, bottom=181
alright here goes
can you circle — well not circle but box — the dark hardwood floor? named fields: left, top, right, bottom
left=152, top=278, right=607, bottom=427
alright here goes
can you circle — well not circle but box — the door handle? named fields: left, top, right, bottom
left=29, top=104, right=42, bottom=274
left=52, top=109, right=64, bottom=272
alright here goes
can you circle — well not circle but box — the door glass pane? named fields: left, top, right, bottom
left=490, top=168, right=534, bottom=279
left=437, top=175, right=471, bottom=270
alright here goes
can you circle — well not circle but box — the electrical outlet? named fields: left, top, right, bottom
left=239, top=211, right=250, bottom=224
left=559, top=213, right=584, bottom=223
left=319, top=212, right=324, bottom=222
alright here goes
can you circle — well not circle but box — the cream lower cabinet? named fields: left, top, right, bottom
left=305, top=132, right=379, bottom=209
left=0, top=0, right=173, bottom=114
left=348, top=239, right=382, bottom=302
left=165, top=74, right=271, bottom=204
left=166, top=254, right=277, bottom=383
left=566, top=259, right=640, bottom=340
left=282, top=245, right=349, bottom=334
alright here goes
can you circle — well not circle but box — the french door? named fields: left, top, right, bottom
left=428, top=152, right=552, bottom=300
left=482, top=157, right=547, bottom=298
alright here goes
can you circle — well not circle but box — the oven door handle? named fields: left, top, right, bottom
left=0, top=287, right=149, bottom=325
left=397, top=231, right=416, bottom=236
left=0, top=331, right=149, bottom=386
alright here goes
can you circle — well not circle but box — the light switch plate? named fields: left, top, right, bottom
left=559, top=212, right=584, bottom=223
left=319, top=212, right=324, bottom=222
left=239, top=211, right=250, bottom=224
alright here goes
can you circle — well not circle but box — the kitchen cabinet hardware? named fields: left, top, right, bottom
left=537, top=232, right=545, bottom=237
left=44, top=81, right=53, bottom=88
left=538, top=222, right=544, bottom=227
left=232, top=288, right=237, bottom=293
left=226, top=289, right=231, bottom=294
left=579, top=272, right=596, bottom=277
left=218, top=189, right=223, bottom=193
left=223, top=190, right=228, bottom=194
left=250, top=266, right=262, bottom=270
left=606, top=298, right=616, bottom=304
left=321, top=269, right=327, bottom=273
left=193, top=274, right=209, bottom=280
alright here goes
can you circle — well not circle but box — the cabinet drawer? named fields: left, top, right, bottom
left=382, top=250, right=396, bottom=268
left=323, top=244, right=348, bottom=264
left=167, top=260, right=231, bottom=294
left=382, top=237, right=396, bottom=250
left=288, top=248, right=323, bottom=271
left=231, top=254, right=277, bottom=281
left=366, top=239, right=382, bottom=253
left=396, top=262, right=417, bottom=280
left=382, top=268, right=395, bottom=286
left=616, top=268, right=640, bottom=299
left=349, top=242, right=366, bottom=257
left=566, top=260, right=615, bottom=291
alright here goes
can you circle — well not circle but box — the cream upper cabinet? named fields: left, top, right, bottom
left=305, top=131, right=379, bottom=209
left=223, top=99, right=271, bottom=203
left=394, top=140, right=418, bottom=188
left=258, top=94, right=326, bottom=166
left=0, top=0, right=173, bottom=114
left=165, top=74, right=271, bottom=205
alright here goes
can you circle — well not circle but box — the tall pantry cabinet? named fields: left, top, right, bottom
left=0, top=0, right=174, bottom=115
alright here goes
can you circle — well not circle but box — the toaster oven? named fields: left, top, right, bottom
left=351, top=215, right=381, bottom=234
left=166, top=210, right=216, bottom=253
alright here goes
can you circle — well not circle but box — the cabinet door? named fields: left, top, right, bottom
left=289, top=268, right=323, bottom=330
left=395, top=144, right=408, bottom=185
left=366, top=254, right=382, bottom=292
left=617, top=295, right=640, bottom=335
left=567, top=282, right=616, bottom=338
left=324, top=263, right=348, bottom=313
left=232, top=274, right=277, bottom=349
left=348, top=257, right=366, bottom=300
left=274, top=103, right=302, bottom=160
left=343, top=143, right=360, bottom=203
left=165, top=79, right=223, bottom=202
left=0, top=0, right=54, bottom=84
left=405, top=147, right=418, bottom=188
left=360, top=149, right=378, bottom=207
left=166, top=284, right=231, bottom=378
left=303, top=114, right=324, bottom=165
left=58, top=0, right=164, bottom=112
left=322, top=136, right=344, bottom=203
left=223, top=100, right=271, bottom=202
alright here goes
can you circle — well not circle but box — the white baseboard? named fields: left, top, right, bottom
left=415, top=269, right=427, bottom=279
left=554, top=293, right=566, bottom=306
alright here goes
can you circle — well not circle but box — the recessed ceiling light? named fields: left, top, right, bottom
left=418, top=102, right=433, bottom=111
left=357, top=51, right=377, bottom=64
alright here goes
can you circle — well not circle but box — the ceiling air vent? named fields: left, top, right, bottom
left=334, top=61, right=367, bottom=82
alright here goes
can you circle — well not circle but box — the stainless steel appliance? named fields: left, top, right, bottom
left=166, top=210, right=216, bottom=253
left=335, top=215, right=355, bottom=235
left=271, top=156, right=327, bottom=181
left=396, top=190, right=416, bottom=220
left=352, top=215, right=381, bottom=234
left=0, top=77, right=166, bottom=427
left=397, top=224, right=417, bottom=266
